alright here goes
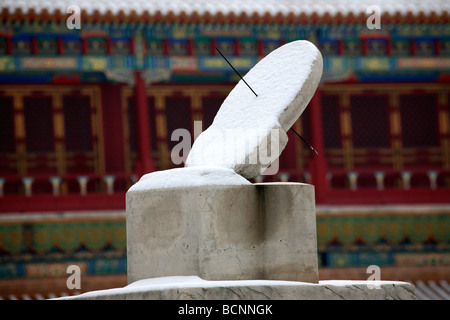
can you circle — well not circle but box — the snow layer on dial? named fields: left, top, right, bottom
left=128, top=166, right=251, bottom=191
left=186, top=40, right=323, bottom=179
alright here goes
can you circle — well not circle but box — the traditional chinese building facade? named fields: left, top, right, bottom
left=0, top=1, right=449, bottom=299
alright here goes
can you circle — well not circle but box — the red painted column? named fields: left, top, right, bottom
left=106, top=37, right=113, bottom=55
left=386, top=37, right=392, bottom=56
left=31, top=36, right=38, bottom=55
left=6, top=36, right=12, bottom=55
left=57, top=36, right=64, bottom=55
left=257, top=39, right=264, bottom=57
left=187, top=38, right=194, bottom=56
left=163, top=38, right=170, bottom=56
left=234, top=38, right=241, bottom=56
left=211, top=38, right=217, bottom=55
left=308, top=88, right=328, bottom=203
left=362, top=37, right=369, bottom=56
left=81, top=37, right=88, bottom=55
left=338, top=39, right=344, bottom=56
left=435, top=39, right=441, bottom=56
left=129, top=36, right=135, bottom=55
left=134, top=71, right=156, bottom=177
left=411, top=38, right=417, bottom=56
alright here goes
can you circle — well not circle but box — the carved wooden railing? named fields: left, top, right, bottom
left=1, top=168, right=449, bottom=212
left=0, top=172, right=136, bottom=212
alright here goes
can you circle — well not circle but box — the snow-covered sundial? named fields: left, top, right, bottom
left=186, top=40, right=323, bottom=179
left=130, top=40, right=322, bottom=190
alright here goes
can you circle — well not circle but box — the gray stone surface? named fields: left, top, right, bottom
left=126, top=182, right=318, bottom=284
left=57, top=280, right=416, bottom=300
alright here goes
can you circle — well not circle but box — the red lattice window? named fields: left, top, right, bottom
left=126, top=96, right=158, bottom=154
left=24, top=96, right=54, bottom=153
left=165, top=96, right=192, bottom=152
left=63, top=96, right=92, bottom=152
left=350, top=95, right=390, bottom=148
left=202, top=95, right=224, bottom=130
left=0, top=96, right=14, bottom=154
left=322, top=94, right=341, bottom=149
left=400, top=94, right=439, bottom=148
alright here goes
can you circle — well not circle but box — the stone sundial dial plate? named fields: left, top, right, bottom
left=186, top=40, right=323, bottom=179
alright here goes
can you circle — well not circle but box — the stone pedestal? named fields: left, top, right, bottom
left=58, top=181, right=416, bottom=301
left=126, top=182, right=318, bottom=284
left=56, top=277, right=416, bottom=300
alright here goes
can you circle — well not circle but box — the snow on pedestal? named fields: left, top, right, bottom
left=56, top=276, right=416, bottom=300
left=128, top=166, right=251, bottom=191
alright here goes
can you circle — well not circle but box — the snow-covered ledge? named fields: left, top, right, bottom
left=56, top=276, right=415, bottom=300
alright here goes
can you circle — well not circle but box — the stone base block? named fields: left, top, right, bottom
left=126, top=183, right=318, bottom=284
left=56, top=277, right=416, bottom=300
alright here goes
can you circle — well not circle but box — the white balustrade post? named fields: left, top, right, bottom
left=254, top=175, right=264, bottom=183
left=304, top=172, right=311, bottom=184
left=347, top=171, right=359, bottom=191
left=77, top=176, right=89, bottom=195
left=22, top=177, right=34, bottom=197
left=104, top=175, right=116, bottom=195
left=427, top=170, right=438, bottom=190
left=278, top=173, right=290, bottom=182
left=326, top=172, right=333, bottom=189
left=401, top=171, right=412, bottom=190
left=0, top=178, right=5, bottom=197
left=49, top=176, right=62, bottom=196
left=374, top=171, right=385, bottom=190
